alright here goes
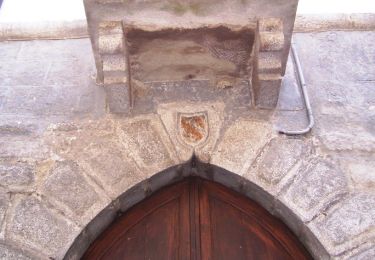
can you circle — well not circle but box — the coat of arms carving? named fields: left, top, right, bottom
left=178, top=112, right=209, bottom=147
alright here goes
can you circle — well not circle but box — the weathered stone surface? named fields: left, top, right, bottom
left=0, top=138, right=48, bottom=159
left=8, top=196, right=77, bottom=258
left=258, top=52, right=282, bottom=74
left=157, top=102, right=224, bottom=162
left=102, top=54, right=126, bottom=72
left=105, top=85, right=130, bottom=113
left=0, top=123, right=35, bottom=136
left=0, top=189, right=9, bottom=234
left=259, top=18, right=283, bottom=32
left=276, top=57, right=304, bottom=111
left=254, top=77, right=282, bottom=108
left=118, top=116, right=178, bottom=174
left=280, top=157, right=348, bottom=222
left=81, top=139, right=145, bottom=198
left=103, top=71, right=127, bottom=85
left=259, top=32, right=284, bottom=51
left=245, top=137, right=311, bottom=194
left=0, top=243, right=32, bottom=260
left=98, top=34, right=124, bottom=54
left=310, top=193, right=375, bottom=256
left=341, top=242, right=375, bottom=260
left=344, top=157, right=375, bottom=191
left=317, top=125, right=375, bottom=152
left=41, top=161, right=102, bottom=217
left=211, top=120, right=273, bottom=174
left=0, top=161, right=34, bottom=190
left=0, top=31, right=374, bottom=259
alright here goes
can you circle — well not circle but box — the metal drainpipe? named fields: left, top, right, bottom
left=278, top=40, right=315, bottom=135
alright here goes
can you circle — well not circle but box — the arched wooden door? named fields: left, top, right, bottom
left=83, top=178, right=312, bottom=260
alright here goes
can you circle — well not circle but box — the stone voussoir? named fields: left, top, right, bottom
left=279, top=157, right=348, bottom=222
left=244, top=136, right=312, bottom=195
left=79, top=138, right=146, bottom=199
left=211, top=119, right=274, bottom=175
left=40, top=160, right=110, bottom=223
left=117, top=115, right=180, bottom=175
left=157, top=102, right=225, bottom=163
left=309, top=192, right=375, bottom=257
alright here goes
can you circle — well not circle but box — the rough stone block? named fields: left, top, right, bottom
left=0, top=243, right=32, bottom=260
left=102, top=54, right=126, bottom=72
left=254, top=77, right=282, bottom=109
left=211, top=120, right=273, bottom=174
left=259, top=32, right=284, bottom=51
left=119, top=117, right=178, bottom=172
left=310, top=193, right=375, bottom=256
left=280, top=158, right=348, bottom=222
left=8, top=196, right=77, bottom=257
left=341, top=243, right=375, bottom=260
left=81, top=139, right=146, bottom=198
left=258, top=52, right=282, bottom=74
left=259, top=18, right=283, bottom=32
left=0, top=190, right=9, bottom=232
left=245, top=137, right=311, bottom=193
left=98, top=34, right=124, bottom=54
left=105, top=84, right=130, bottom=113
left=98, top=21, right=123, bottom=36
left=103, top=71, right=127, bottom=85
left=345, top=158, right=375, bottom=191
left=0, top=161, right=34, bottom=190
left=41, top=161, right=101, bottom=217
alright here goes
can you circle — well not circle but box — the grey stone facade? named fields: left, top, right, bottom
left=0, top=29, right=374, bottom=259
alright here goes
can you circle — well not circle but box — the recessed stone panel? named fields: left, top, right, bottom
left=211, top=120, right=273, bottom=174
left=8, top=196, right=77, bottom=257
left=310, top=193, right=375, bottom=256
left=245, top=137, right=311, bottom=194
left=41, top=161, right=101, bottom=217
left=81, top=139, right=145, bottom=198
left=280, top=158, right=348, bottom=222
left=118, top=116, right=178, bottom=173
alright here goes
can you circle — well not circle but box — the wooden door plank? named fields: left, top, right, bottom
left=199, top=179, right=312, bottom=260
left=83, top=180, right=191, bottom=260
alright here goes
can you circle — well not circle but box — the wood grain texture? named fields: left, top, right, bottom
left=83, top=178, right=312, bottom=260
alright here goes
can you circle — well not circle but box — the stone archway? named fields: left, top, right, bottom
left=2, top=107, right=374, bottom=260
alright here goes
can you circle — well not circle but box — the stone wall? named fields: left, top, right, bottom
left=0, top=31, right=375, bottom=259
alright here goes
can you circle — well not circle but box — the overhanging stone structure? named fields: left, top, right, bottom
left=83, top=0, right=299, bottom=109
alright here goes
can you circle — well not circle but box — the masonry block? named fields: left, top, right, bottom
left=259, top=32, right=284, bottom=51
left=102, top=54, right=126, bottom=72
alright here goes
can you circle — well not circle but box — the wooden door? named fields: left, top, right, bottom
left=83, top=178, right=312, bottom=260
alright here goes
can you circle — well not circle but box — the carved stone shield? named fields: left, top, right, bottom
left=178, top=112, right=208, bottom=147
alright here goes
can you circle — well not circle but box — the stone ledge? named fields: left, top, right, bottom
left=1, top=14, right=374, bottom=41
